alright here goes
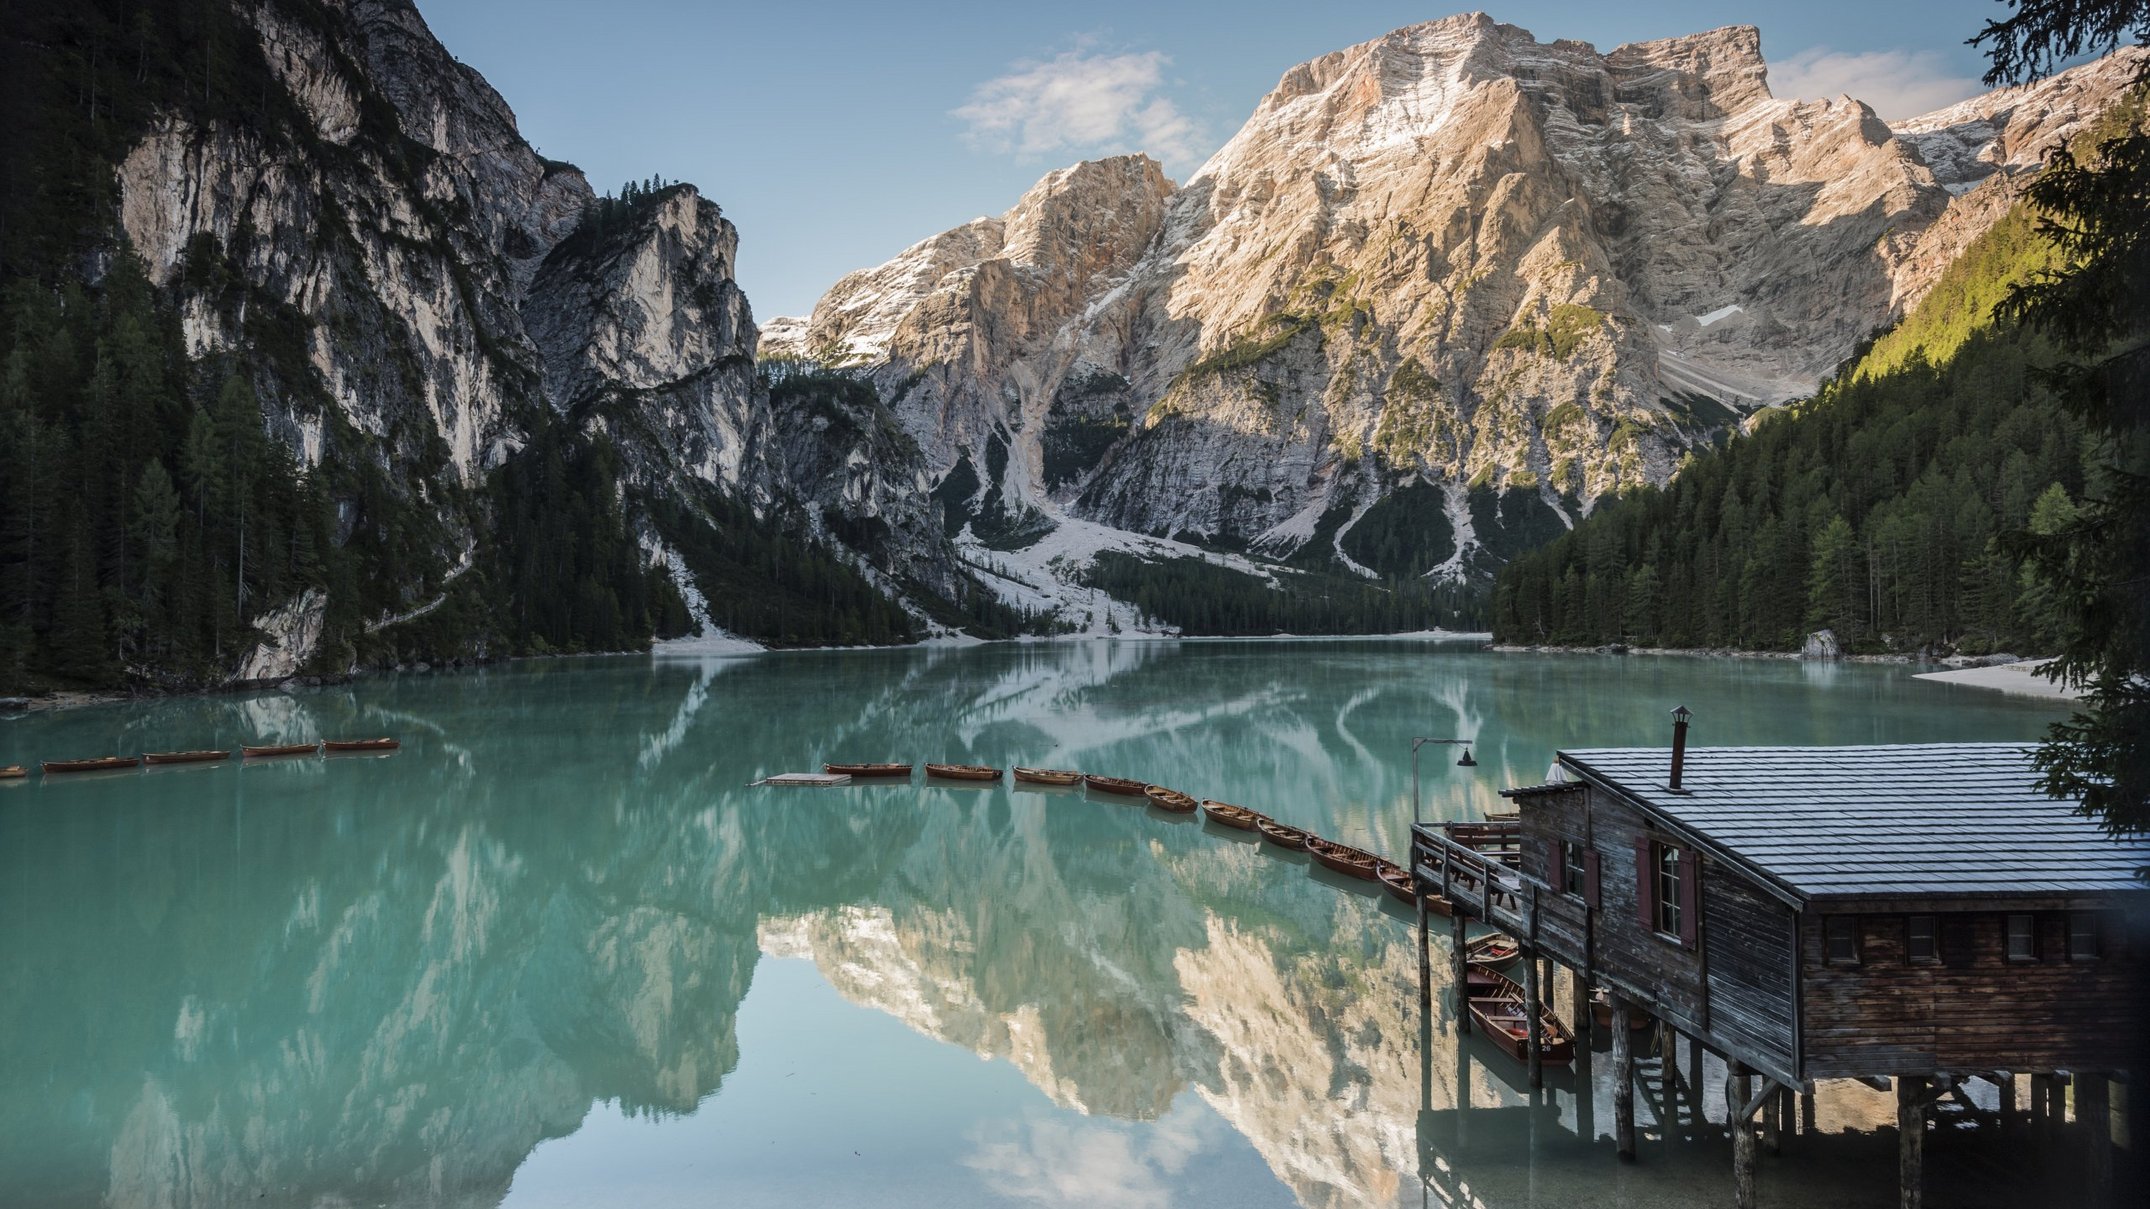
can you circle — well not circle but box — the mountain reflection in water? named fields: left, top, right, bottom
left=0, top=641, right=2068, bottom=1207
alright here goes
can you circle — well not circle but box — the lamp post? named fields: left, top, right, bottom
left=1411, top=736, right=1477, bottom=825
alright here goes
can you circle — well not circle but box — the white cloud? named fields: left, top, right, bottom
left=1770, top=47, right=1984, bottom=121
left=953, top=48, right=1207, bottom=169
left=962, top=1101, right=1224, bottom=1208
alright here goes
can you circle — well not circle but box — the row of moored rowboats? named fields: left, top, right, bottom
left=820, top=758, right=1597, bottom=1073
left=3, top=738, right=399, bottom=779
left=819, top=761, right=1431, bottom=909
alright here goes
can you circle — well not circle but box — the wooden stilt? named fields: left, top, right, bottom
left=1417, top=895, right=1432, bottom=1015
left=1898, top=1075, right=1926, bottom=1209
left=2082, top=1074, right=2111, bottom=1205
left=1450, top=912, right=1471, bottom=1035
left=1570, top=965, right=1591, bottom=1041
left=1997, top=1071, right=2019, bottom=1140
left=1800, top=1085, right=1816, bottom=1136
left=2032, top=1071, right=2055, bottom=1162
left=1524, top=948, right=1544, bottom=1089
left=1688, top=1033, right=1706, bottom=1123
left=1764, top=1085, right=1783, bottom=1155
left=1612, top=995, right=1636, bottom=1161
left=1729, top=1060, right=1757, bottom=1209
left=1455, top=1016, right=1473, bottom=1150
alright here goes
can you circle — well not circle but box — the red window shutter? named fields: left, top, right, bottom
left=1678, top=850, right=1700, bottom=949
left=1550, top=838, right=1566, bottom=888
left=1584, top=850, right=1602, bottom=910
left=1635, top=838, right=1656, bottom=929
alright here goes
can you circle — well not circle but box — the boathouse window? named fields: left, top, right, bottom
left=1905, top=915, right=1937, bottom=963
left=2005, top=913, right=2037, bottom=962
left=1563, top=841, right=1586, bottom=896
left=1635, top=839, right=1697, bottom=947
left=1940, top=916, right=1976, bottom=968
left=1824, top=915, right=1861, bottom=965
left=2069, top=913, right=2102, bottom=961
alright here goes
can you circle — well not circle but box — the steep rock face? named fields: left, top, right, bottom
left=791, top=17, right=2137, bottom=592
left=106, top=0, right=964, bottom=668
left=523, top=187, right=767, bottom=493
left=785, top=157, right=1178, bottom=534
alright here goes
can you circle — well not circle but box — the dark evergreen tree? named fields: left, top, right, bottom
left=1975, top=1, right=2150, bottom=838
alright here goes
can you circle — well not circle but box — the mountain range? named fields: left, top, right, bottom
left=0, top=0, right=2137, bottom=687
left=769, top=17, right=2139, bottom=601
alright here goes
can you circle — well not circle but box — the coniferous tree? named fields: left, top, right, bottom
left=1974, top=1, right=2150, bottom=837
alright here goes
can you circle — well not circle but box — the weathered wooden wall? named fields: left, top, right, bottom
left=1703, top=872, right=1798, bottom=1076
left=1516, top=787, right=1708, bottom=1032
left=1801, top=910, right=2144, bottom=1076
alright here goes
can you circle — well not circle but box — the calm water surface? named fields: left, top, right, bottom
left=0, top=641, right=2074, bottom=1207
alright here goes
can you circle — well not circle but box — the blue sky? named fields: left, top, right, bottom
left=414, top=1, right=2006, bottom=319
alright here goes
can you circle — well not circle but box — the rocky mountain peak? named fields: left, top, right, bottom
left=1000, top=155, right=1174, bottom=293
left=1609, top=24, right=1770, bottom=115
left=784, top=18, right=2141, bottom=624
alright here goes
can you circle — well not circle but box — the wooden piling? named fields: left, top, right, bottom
left=1570, top=964, right=1591, bottom=1041
left=1898, top=1075, right=1926, bottom=1209
left=1612, top=995, right=1636, bottom=1161
left=1764, top=1085, right=1783, bottom=1155
left=1417, top=894, right=1431, bottom=1015
left=2082, top=1073, right=2111, bottom=1204
left=2031, top=1071, right=2051, bottom=1159
left=1524, top=950, right=1544, bottom=1089
left=1729, top=1060, right=1757, bottom=1209
left=1451, top=912, right=1470, bottom=1035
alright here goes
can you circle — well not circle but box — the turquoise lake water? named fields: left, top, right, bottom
left=0, top=641, right=2076, bottom=1206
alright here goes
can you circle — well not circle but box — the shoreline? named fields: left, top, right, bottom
left=6, top=635, right=2080, bottom=716
left=1488, top=642, right=1914, bottom=664
left=1913, top=659, right=2079, bottom=702
left=0, top=629, right=1498, bottom=715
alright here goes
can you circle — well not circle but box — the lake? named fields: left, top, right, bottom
left=0, top=640, right=2075, bottom=1207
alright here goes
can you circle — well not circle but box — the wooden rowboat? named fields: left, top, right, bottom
left=1255, top=818, right=1311, bottom=850
left=0, top=765, right=25, bottom=779
left=1466, top=933, right=1521, bottom=967
left=1468, top=965, right=1576, bottom=1066
left=1013, top=767, right=1083, bottom=786
left=143, top=750, right=230, bottom=766
left=1378, top=862, right=1418, bottom=905
left=324, top=738, right=399, bottom=752
left=1083, top=774, right=1149, bottom=796
left=1145, top=786, right=1198, bottom=812
left=1305, top=837, right=1380, bottom=880
left=760, top=772, right=850, bottom=787
left=42, top=756, right=140, bottom=774
left=1465, top=963, right=1508, bottom=997
left=924, top=762, right=1002, bottom=781
left=824, top=762, right=912, bottom=777
left=243, top=743, right=320, bottom=758
left=1199, top=800, right=1265, bottom=830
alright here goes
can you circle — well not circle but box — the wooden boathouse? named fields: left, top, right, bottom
left=1410, top=720, right=2150, bottom=1207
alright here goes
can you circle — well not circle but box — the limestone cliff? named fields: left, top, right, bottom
left=102, top=0, right=975, bottom=677
left=781, top=16, right=2141, bottom=606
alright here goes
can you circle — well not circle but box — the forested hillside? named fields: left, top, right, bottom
left=0, top=0, right=942, bottom=691
left=1084, top=553, right=1484, bottom=637
left=1491, top=202, right=2090, bottom=655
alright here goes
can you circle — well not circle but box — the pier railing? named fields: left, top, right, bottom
left=1413, top=819, right=1540, bottom=938
left=1411, top=818, right=1593, bottom=969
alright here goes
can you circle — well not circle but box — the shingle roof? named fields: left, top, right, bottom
left=1556, top=743, right=2150, bottom=901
